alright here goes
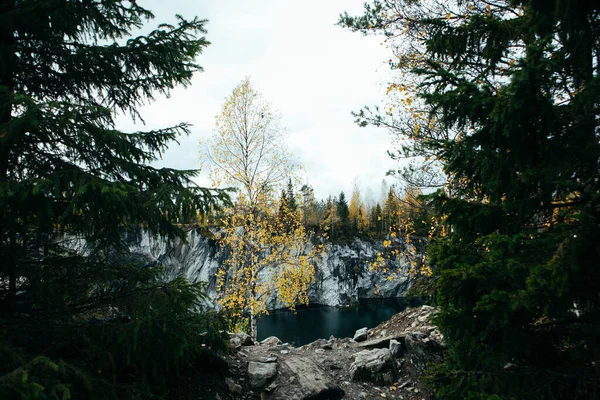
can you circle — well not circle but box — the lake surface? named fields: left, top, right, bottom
left=256, top=298, right=414, bottom=345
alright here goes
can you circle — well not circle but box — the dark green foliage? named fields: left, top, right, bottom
left=341, top=1, right=600, bottom=399
left=370, top=203, right=383, bottom=235
left=286, top=178, right=298, bottom=212
left=279, top=181, right=298, bottom=220
left=1, top=260, right=226, bottom=399
left=382, top=188, right=399, bottom=233
left=336, top=191, right=350, bottom=232
left=0, top=0, right=230, bottom=398
left=278, top=184, right=299, bottom=232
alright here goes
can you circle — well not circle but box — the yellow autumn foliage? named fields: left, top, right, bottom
left=203, top=78, right=323, bottom=337
left=216, top=198, right=324, bottom=336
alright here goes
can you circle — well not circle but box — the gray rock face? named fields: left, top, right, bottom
left=307, top=239, right=412, bottom=306
left=73, top=230, right=413, bottom=309
left=263, top=356, right=344, bottom=400
left=350, top=348, right=398, bottom=386
left=353, top=327, right=369, bottom=342
left=248, top=361, right=278, bottom=389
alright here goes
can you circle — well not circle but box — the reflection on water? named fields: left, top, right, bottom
left=256, top=298, right=414, bottom=345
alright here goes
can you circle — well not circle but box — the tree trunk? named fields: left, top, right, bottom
left=250, top=263, right=258, bottom=339
left=250, top=313, right=258, bottom=340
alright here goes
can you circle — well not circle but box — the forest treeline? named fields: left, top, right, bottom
left=202, top=180, right=432, bottom=243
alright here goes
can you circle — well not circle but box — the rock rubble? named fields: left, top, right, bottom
left=216, top=305, right=445, bottom=400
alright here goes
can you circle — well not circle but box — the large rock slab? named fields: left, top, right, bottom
left=261, top=336, right=282, bottom=346
left=263, top=356, right=344, bottom=400
left=248, top=361, right=278, bottom=389
left=358, top=334, right=406, bottom=349
left=350, top=348, right=398, bottom=386
left=353, top=327, right=368, bottom=342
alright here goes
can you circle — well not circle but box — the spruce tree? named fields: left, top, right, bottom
left=370, top=203, right=383, bottom=236
left=336, top=191, right=350, bottom=236
left=383, top=187, right=400, bottom=233
left=324, top=195, right=339, bottom=239
left=342, top=1, right=600, bottom=398
left=279, top=188, right=289, bottom=215
left=286, top=178, right=298, bottom=212
left=0, top=1, right=229, bottom=398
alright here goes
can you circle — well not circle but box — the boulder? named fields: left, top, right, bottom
left=350, top=348, right=398, bottom=386
left=261, top=336, right=282, bottom=346
left=236, top=332, right=254, bottom=346
left=404, top=333, right=445, bottom=374
left=262, top=356, right=344, bottom=400
left=225, top=377, right=242, bottom=394
left=248, top=361, right=278, bottom=389
left=229, top=336, right=242, bottom=350
left=353, top=327, right=368, bottom=342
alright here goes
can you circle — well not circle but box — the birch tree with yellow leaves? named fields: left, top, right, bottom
left=202, top=78, right=322, bottom=338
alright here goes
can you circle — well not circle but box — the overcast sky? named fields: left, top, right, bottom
left=117, top=0, right=399, bottom=202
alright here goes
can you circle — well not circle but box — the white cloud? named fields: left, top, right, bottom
left=117, top=0, right=402, bottom=201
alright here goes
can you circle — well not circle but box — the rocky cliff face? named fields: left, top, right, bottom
left=84, top=229, right=412, bottom=308
left=307, top=239, right=411, bottom=306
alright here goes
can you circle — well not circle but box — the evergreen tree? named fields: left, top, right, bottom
left=336, top=191, right=350, bottom=235
left=370, top=203, right=383, bottom=236
left=0, top=1, right=229, bottom=398
left=278, top=185, right=298, bottom=233
left=279, top=188, right=289, bottom=216
left=383, top=187, right=400, bottom=233
left=323, top=195, right=339, bottom=239
left=342, top=1, right=600, bottom=398
left=357, top=202, right=370, bottom=234
left=349, top=183, right=362, bottom=234
left=286, top=178, right=298, bottom=212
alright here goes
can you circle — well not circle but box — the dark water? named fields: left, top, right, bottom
left=256, top=298, right=413, bottom=345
